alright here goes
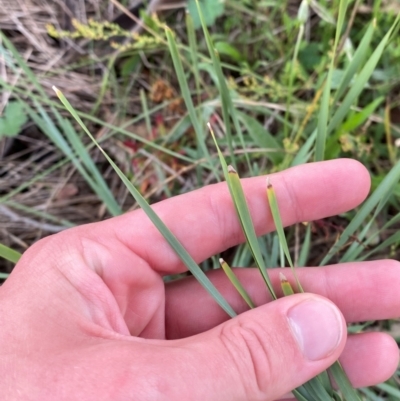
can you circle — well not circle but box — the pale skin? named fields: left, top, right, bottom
left=0, top=159, right=399, bottom=400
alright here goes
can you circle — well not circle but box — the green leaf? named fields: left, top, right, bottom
left=330, top=361, right=362, bottom=401
left=333, top=20, right=375, bottom=104
left=237, top=112, right=283, bottom=165
left=210, top=126, right=276, bottom=299
left=196, top=0, right=252, bottom=172
left=280, top=273, right=295, bottom=296
left=0, top=243, right=21, bottom=264
left=320, top=157, right=400, bottom=265
left=375, top=383, right=400, bottom=399
left=165, top=28, right=219, bottom=179
left=266, top=180, right=303, bottom=292
left=0, top=101, right=28, bottom=138
left=327, top=14, right=400, bottom=136
left=214, top=41, right=244, bottom=63
left=297, top=224, right=311, bottom=267
left=220, top=258, right=255, bottom=309
left=315, top=0, right=349, bottom=161
left=188, top=0, right=224, bottom=29
left=340, top=97, right=384, bottom=133
left=53, top=86, right=237, bottom=319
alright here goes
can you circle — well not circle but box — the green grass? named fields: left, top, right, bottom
left=1, top=0, right=400, bottom=399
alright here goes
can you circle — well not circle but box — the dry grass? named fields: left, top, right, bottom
left=0, top=0, right=203, bottom=275
left=0, top=1, right=134, bottom=270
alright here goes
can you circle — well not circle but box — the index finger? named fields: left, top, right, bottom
left=93, top=159, right=370, bottom=274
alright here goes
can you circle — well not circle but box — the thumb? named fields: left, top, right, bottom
left=165, top=293, right=346, bottom=401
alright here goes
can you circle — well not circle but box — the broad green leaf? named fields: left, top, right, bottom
left=0, top=101, right=28, bottom=138
left=214, top=41, right=244, bottom=63
left=237, top=112, right=283, bottom=165
left=188, top=0, right=224, bottom=29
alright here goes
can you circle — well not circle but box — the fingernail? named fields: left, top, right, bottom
left=287, top=298, right=344, bottom=361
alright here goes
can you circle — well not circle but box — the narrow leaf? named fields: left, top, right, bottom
left=327, top=14, right=400, bottom=135
left=209, top=124, right=276, bottom=299
left=333, top=20, right=375, bottom=104
left=280, top=273, right=295, bottom=296
left=266, top=180, right=303, bottom=292
left=165, top=28, right=219, bottom=179
left=196, top=0, right=251, bottom=172
left=54, top=86, right=237, bottom=318
left=0, top=243, right=21, bottom=264
left=330, top=361, right=362, bottom=401
left=220, top=258, right=255, bottom=309
left=321, top=157, right=400, bottom=265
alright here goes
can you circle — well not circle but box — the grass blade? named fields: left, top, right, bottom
left=315, top=73, right=331, bottom=161
left=266, top=180, right=303, bottom=292
left=53, top=86, right=237, bottom=318
left=280, top=273, right=295, bottom=296
left=209, top=124, right=276, bottom=299
left=320, top=157, right=400, bottom=265
left=330, top=361, right=362, bottom=401
left=333, top=20, right=375, bottom=104
left=237, top=112, right=283, bottom=165
left=327, top=13, right=400, bottom=136
left=165, top=28, right=219, bottom=180
left=196, top=0, right=251, bottom=172
left=0, top=243, right=21, bottom=264
left=293, top=387, right=318, bottom=401
left=298, top=223, right=311, bottom=267
left=220, top=258, right=255, bottom=309
left=26, top=104, right=121, bottom=216
left=315, top=0, right=349, bottom=161
left=375, top=382, right=400, bottom=399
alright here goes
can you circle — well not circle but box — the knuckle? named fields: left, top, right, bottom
left=218, top=319, right=286, bottom=400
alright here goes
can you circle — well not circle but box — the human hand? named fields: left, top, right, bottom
left=0, top=159, right=398, bottom=401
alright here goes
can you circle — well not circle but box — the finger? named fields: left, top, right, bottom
left=165, top=294, right=346, bottom=401
left=165, top=260, right=400, bottom=338
left=340, top=332, right=399, bottom=388
left=99, top=293, right=346, bottom=401
left=84, top=159, right=370, bottom=274
left=275, top=331, right=399, bottom=398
